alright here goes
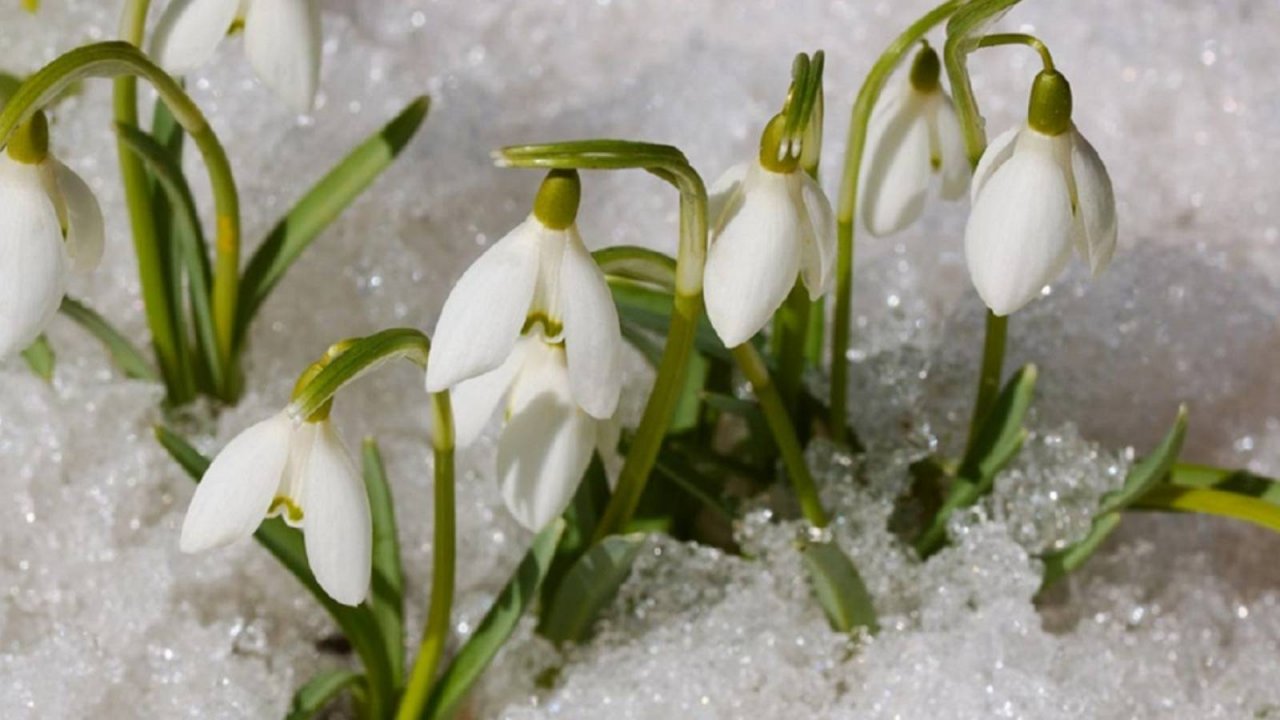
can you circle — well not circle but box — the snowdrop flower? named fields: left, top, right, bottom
left=0, top=112, right=103, bottom=359
left=859, top=44, right=968, bottom=236
left=703, top=114, right=836, bottom=347
left=425, top=170, right=621, bottom=530
left=152, top=0, right=322, bottom=113
left=964, top=69, right=1117, bottom=316
left=179, top=410, right=371, bottom=606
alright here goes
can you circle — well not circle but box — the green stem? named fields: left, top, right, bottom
left=966, top=310, right=1007, bottom=448
left=2, top=40, right=242, bottom=399
left=396, top=392, right=455, bottom=720
left=774, top=282, right=810, bottom=415
left=830, top=0, right=967, bottom=442
left=732, top=343, right=828, bottom=528
left=113, top=0, right=191, bottom=400
left=975, top=33, right=1055, bottom=71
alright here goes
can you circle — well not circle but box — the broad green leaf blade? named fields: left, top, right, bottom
left=423, top=520, right=565, bottom=720
left=115, top=122, right=222, bottom=389
left=539, top=533, right=646, bottom=644
left=362, top=438, right=405, bottom=687
left=1097, top=405, right=1187, bottom=515
left=958, top=364, right=1037, bottom=483
left=153, top=426, right=398, bottom=716
left=60, top=296, right=159, bottom=382
left=801, top=540, right=878, bottom=634
left=1039, top=512, right=1122, bottom=589
left=285, top=669, right=364, bottom=720
left=1135, top=486, right=1280, bottom=534
left=237, top=96, right=430, bottom=339
left=20, top=334, right=55, bottom=382
left=1168, top=463, right=1280, bottom=505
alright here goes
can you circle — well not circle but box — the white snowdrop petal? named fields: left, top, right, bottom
left=302, top=422, right=372, bottom=606
left=932, top=94, right=971, bottom=200
left=179, top=412, right=293, bottom=553
left=0, top=159, right=69, bottom=359
left=150, top=0, right=240, bottom=75
left=425, top=219, right=541, bottom=392
left=559, top=227, right=622, bottom=419
left=970, top=126, right=1020, bottom=202
left=447, top=340, right=526, bottom=447
left=703, top=166, right=802, bottom=347
left=707, top=162, right=749, bottom=229
left=1069, top=128, right=1118, bottom=275
left=244, top=0, right=323, bottom=113
left=497, top=345, right=595, bottom=531
left=964, top=151, right=1075, bottom=316
left=52, top=160, right=104, bottom=273
left=859, top=94, right=932, bottom=237
left=794, top=172, right=836, bottom=299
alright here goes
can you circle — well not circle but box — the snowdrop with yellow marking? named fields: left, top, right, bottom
left=152, top=0, right=322, bottom=112
left=0, top=111, right=103, bottom=359
left=964, top=69, right=1117, bottom=316
left=179, top=410, right=371, bottom=606
left=704, top=114, right=836, bottom=347
left=859, top=44, right=968, bottom=237
left=425, top=170, right=621, bottom=530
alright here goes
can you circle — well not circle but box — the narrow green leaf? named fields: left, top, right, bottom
left=802, top=540, right=878, bottom=634
left=1096, top=405, right=1187, bottom=515
left=1135, top=486, right=1280, bottom=534
left=115, top=122, right=222, bottom=389
left=153, top=426, right=398, bottom=717
left=238, top=96, right=430, bottom=338
left=423, top=520, right=565, bottom=720
left=539, top=534, right=645, bottom=644
left=60, top=296, right=159, bottom=382
left=362, top=439, right=405, bottom=687
left=595, top=245, right=676, bottom=289
left=670, top=350, right=708, bottom=434
left=1039, top=512, right=1122, bottom=589
left=1168, top=463, right=1280, bottom=505
left=958, top=364, right=1037, bottom=482
left=610, top=278, right=729, bottom=361
left=284, top=670, right=364, bottom=720
left=20, top=335, right=55, bottom=382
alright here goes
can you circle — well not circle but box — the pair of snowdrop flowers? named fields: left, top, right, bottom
left=858, top=45, right=1117, bottom=316
left=0, top=112, right=103, bottom=360
left=152, top=0, right=322, bottom=113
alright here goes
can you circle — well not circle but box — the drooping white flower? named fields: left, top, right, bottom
left=425, top=170, right=622, bottom=419
left=152, top=0, right=322, bottom=113
left=0, top=112, right=103, bottom=359
left=964, top=70, right=1117, bottom=316
left=450, top=337, right=614, bottom=530
left=859, top=45, right=968, bottom=237
left=703, top=116, right=836, bottom=348
left=179, top=411, right=372, bottom=606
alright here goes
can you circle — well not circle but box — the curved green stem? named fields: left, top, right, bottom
left=732, top=344, right=828, bottom=528
left=966, top=310, right=1007, bottom=447
left=829, top=0, right=967, bottom=442
left=975, top=32, right=1055, bottom=71
left=2, top=41, right=241, bottom=396
left=493, top=141, right=709, bottom=541
left=396, top=392, right=455, bottom=720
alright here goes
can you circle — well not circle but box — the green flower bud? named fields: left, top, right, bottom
left=533, top=169, right=581, bottom=230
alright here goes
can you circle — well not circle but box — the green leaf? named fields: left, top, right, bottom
left=1097, top=405, right=1187, bottom=515
left=423, top=520, right=565, bottom=720
left=1169, top=463, right=1280, bottom=505
left=20, top=335, right=55, bottom=382
left=610, top=278, right=729, bottom=361
left=362, top=439, right=405, bottom=687
left=801, top=540, right=878, bottom=634
left=115, top=121, right=222, bottom=390
left=594, top=246, right=676, bottom=289
left=670, top=350, right=708, bottom=434
left=1039, top=512, right=1122, bottom=589
left=60, top=296, right=159, bottom=382
left=153, top=426, right=398, bottom=717
left=284, top=669, right=364, bottom=720
left=539, top=533, right=646, bottom=644
left=915, top=365, right=1036, bottom=557
left=1135, top=486, right=1280, bottom=534
left=957, top=364, right=1037, bottom=482
left=237, top=96, right=430, bottom=339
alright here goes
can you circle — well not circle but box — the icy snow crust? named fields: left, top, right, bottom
left=3, top=0, right=1280, bottom=717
